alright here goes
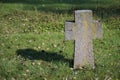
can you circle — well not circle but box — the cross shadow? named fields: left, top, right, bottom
left=16, top=48, right=73, bottom=67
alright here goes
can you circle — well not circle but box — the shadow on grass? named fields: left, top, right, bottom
left=1, top=0, right=101, bottom=5
left=16, top=48, right=73, bottom=67
left=0, top=0, right=95, bottom=14
left=1, top=0, right=120, bottom=18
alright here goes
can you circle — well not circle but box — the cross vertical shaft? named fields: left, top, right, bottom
left=74, top=10, right=94, bottom=69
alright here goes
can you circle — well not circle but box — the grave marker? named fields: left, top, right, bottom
left=65, top=10, right=102, bottom=69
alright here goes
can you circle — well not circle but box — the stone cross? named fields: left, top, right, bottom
left=65, top=10, right=102, bottom=69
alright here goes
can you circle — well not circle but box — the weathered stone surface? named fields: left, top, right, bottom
left=74, top=10, right=94, bottom=69
left=65, top=10, right=102, bottom=69
left=92, top=20, right=102, bottom=39
left=65, top=22, right=75, bottom=40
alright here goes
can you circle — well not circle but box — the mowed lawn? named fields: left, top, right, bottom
left=0, top=0, right=120, bottom=80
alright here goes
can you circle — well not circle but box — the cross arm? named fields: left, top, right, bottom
left=65, top=21, right=75, bottom=40
left=92, top=20, right=102, bottom=39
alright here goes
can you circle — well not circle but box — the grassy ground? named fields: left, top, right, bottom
left=0, top=0, right=120, bottom=80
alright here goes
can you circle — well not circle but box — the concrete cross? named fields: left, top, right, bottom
left=65, top=10, right=102, bottom=69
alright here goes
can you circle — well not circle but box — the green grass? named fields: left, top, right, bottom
left=0, top=0, right=120, bottom=80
